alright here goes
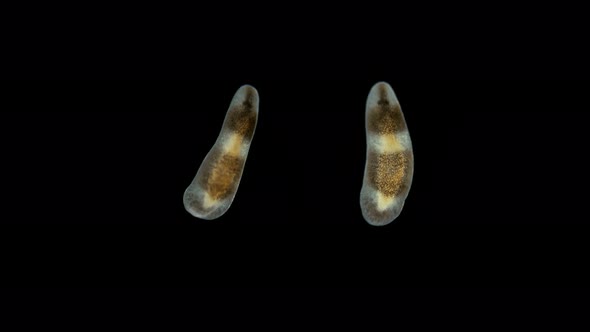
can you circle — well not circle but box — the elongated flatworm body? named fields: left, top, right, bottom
left=360, top=82, right=414, bottom=226
left=183, top=85, right=259, bottom=220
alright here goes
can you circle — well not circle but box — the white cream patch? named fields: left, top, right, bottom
left=222, top=133, right=245, bottom=157
left=202, top=192, right=219, bottom=209
left=375, top=192, right=396, bottom=212
left=369, top=131, right=410, bottom=154
left=377, top=134, right=404, bottom=154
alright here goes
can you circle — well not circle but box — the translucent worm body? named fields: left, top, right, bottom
left=183, top=85, right=259, bottom=220
left=360, top=82, right=414, bottom=226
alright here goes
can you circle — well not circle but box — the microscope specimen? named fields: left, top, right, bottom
left=360, top=82, right=414, bottom=226
left=183, top=85, right=259, bottom=220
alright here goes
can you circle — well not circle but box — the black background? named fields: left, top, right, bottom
left=2, top=4, right=590, bottom=329
left=1, top=80, right=588, bottom=289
